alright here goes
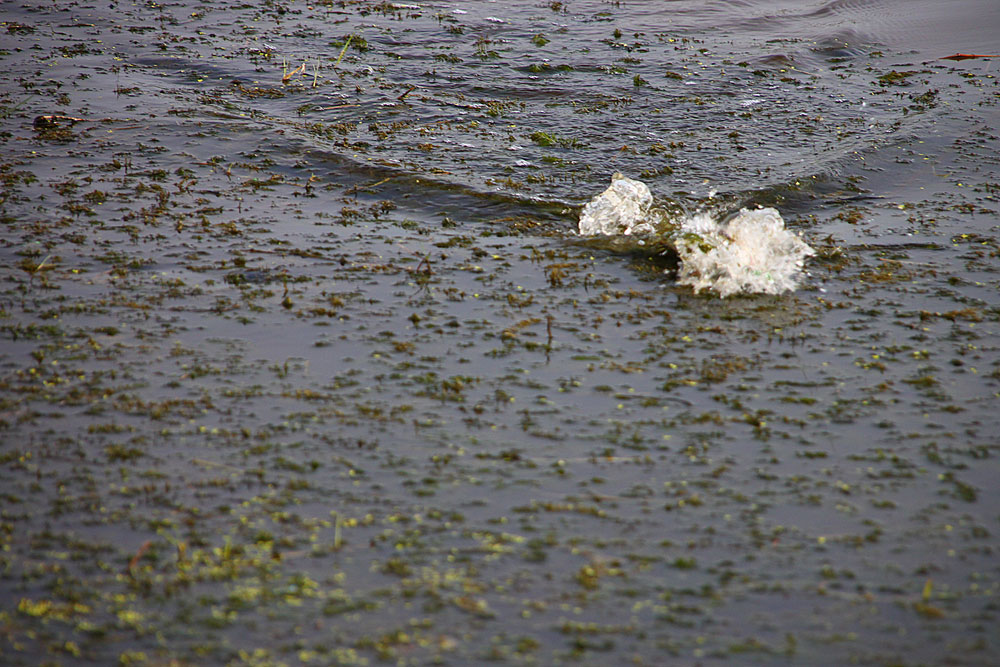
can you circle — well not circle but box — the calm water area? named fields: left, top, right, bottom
left=1, top=0, right=999, bottom=664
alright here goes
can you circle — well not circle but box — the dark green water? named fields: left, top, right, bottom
left=1, top=1, right=998, bottom=665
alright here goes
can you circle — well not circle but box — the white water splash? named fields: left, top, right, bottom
left=577, top=173, right=658, bottom=236
left=674, top=207, right=815, bottom=297
left=578, top=173, right=815, bottom=297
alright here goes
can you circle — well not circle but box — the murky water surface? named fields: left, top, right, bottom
left=1, top=1, right=999, bottom=664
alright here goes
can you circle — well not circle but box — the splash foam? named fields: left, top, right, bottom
left=579, top=174, right=815, bottom=297
left=577, top=173, right=659, bottom=236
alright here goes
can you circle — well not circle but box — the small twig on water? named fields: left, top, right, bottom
left=282, top=62, right=307, bottom=83
left=333, top=512, right=343, bottom=550
left=334, top=35, right=354, bottom=68
left=415, top=254, right=433, bottom=275
left=941, top=53, right=1000, bottom=61
left=346, top=176, right=392, bottom=195
left=128, top=540, right=152, bottom=576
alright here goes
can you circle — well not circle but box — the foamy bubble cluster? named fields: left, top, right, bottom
left=578, top=173, right=658, bottom=236
left=578, top=174, right=815, bottom=297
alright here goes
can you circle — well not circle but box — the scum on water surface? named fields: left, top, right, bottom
left=1, top=1, right=999, bottom=665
